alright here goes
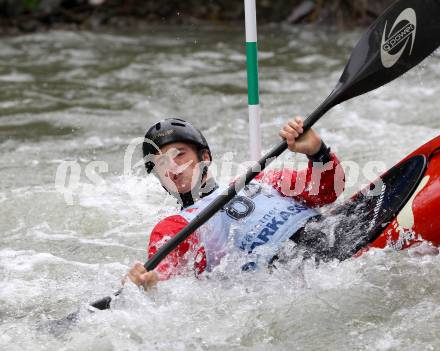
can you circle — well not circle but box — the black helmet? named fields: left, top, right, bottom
left=142, top=118, right=211, bottom=173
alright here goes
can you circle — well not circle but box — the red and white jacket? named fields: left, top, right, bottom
left=147, top=154, right=345, bottom=279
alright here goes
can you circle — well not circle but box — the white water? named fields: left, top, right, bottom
left=0, top=26, right=439, bottom=350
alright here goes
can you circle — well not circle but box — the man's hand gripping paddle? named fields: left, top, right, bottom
left=55, top=0, right=440, bottom=326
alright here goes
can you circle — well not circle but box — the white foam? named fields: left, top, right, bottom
left=0, top=72, right=34, bottom=82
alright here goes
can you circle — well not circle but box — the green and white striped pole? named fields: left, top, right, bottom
left=244, top=0, right=261, bottom=160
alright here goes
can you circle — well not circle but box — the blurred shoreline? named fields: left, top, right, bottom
left=0, top=0, right=394, bottom=35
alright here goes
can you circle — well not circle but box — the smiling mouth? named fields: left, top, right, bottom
left=172, top=174, right=183, bottom=185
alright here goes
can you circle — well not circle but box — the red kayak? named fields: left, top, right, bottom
left=311, top=135, right=440, bottom=261
left=364, top=135, right=440, bottom=252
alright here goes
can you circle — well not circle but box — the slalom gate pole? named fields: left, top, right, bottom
left=244, top=0, right=261, bottom=160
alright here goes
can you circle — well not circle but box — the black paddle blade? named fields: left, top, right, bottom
left=305, top=0, right=440, bottom=129
left=336, top=0, right=440, bottom=103
left=89, top=287, right=123, bottom=310
left=90, top=295, right=113, bottom=310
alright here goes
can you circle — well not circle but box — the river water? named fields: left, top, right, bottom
left=0, top=25, right=439, bottom=350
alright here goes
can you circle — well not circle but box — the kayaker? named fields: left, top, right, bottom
left=127, top=117, right=345, bottom=290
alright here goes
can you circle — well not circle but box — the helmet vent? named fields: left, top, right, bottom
left=171, top=122, right=186, bottom=127
left=155, top=122, right=161, bottom=130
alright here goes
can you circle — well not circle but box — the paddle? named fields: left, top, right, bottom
left=86, top=0, right=440, bottom=311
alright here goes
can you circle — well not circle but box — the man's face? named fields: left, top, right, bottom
left=153, top=142, right=208, bottom=194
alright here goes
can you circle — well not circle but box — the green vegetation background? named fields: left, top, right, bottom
left=0, top=0, right=394, bottom=33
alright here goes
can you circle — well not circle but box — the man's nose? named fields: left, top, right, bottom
left=166, top=169, right=179, bottom=179
left=165, top=162, right=186, bottom=179
left=167, top=161, right=182, bottom=176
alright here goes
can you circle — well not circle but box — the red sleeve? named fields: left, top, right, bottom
left=147, top=215, right=201, bottom=280
left=255, top=153, right=345, bottom=208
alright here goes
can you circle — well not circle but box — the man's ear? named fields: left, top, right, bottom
left=201, top=149, right=211, bottom=164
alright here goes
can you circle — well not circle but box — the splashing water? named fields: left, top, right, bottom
left=0, top=26, right=439, bottom=350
